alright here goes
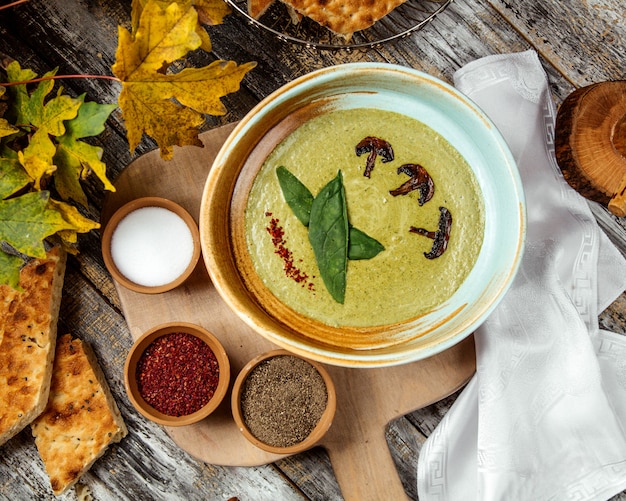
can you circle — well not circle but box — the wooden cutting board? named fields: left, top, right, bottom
left=101, top=122, right=476, bottom=501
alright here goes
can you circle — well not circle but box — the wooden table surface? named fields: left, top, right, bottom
left=1, top=0, right=626, bottom=500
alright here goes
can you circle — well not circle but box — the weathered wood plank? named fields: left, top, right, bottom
left=484, top=0, right=626, bottom=248
left=2, top=0, right=626, bottom=499
left=488, top=0, right=626, bottom=87
left=386, top=418, right=426, bottom=500
left=275, top=448, right=344, bottom=501
left=0, top=267, right=307, bottom=500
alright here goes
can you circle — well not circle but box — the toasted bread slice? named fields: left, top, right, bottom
left=31, top=334, right=128, bottom=496
left=0, top=247, right=66, bottom=446
left=0, top=285, right=17, bottom=347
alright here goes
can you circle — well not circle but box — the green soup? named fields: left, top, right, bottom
left=245, top=108, right=484, bottom=327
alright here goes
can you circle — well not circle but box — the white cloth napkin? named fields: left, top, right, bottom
left=417, top=50, right=626, bottom=501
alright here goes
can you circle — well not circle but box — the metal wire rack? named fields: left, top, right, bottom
left=225, top=0, right=454, bottom=50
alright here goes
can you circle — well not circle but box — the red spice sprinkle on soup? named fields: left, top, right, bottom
left=136, top=332, right=220, bottom=416
left=265, top=212, right=315, bottom=291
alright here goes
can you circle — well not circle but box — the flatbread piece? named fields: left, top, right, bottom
left=0, top=247, right=66, bottom=446
left=31, top=334, right=128, bottom=496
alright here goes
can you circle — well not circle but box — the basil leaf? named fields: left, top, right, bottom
left=277, top=166, right=386, bottom=303
left=276, top=166, right=314, bottom=226
left=348, top=226, right=385, bottom=260
left=308, top=171, right=348, bottom=304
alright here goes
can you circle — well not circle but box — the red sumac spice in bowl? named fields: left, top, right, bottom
left=124, top=322, right=230, bottom=426
left=231, top=349, right=336, bottom=454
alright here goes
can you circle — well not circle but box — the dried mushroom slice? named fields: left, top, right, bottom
left=389, top=163, right=435, bottom=206
left=355, top=137, right=394, bottom=178
left=555, top=80, right=626, bottom=216
left=410, top=206, right=452, bottom=259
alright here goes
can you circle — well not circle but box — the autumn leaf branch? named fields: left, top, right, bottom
left=1, top=75, right=122, bottom=87
left=0, top=0, right=256, bottom=289
left=0, top=0, right=30, bottom=11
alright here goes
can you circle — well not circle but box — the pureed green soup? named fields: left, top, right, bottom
left=245, top=108, right=485, bottom=328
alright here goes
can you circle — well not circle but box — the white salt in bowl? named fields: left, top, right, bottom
left=101, top=197, right=201, bottom=294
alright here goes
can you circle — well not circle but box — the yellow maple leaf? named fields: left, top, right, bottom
left=131, top=0, right=230, bottom=51
left=47, top=198, right=100, bottom=254
left=18, top=129, right=57, bottom=190
left=0, top=117, right=19, bottom=139
left=119, top=1, right=201, bottom=78
left=114, top=0, right=255, bottom=159
left=193, top=0, right=232, bottom=26
left=118, top=83, right=206, bottom=160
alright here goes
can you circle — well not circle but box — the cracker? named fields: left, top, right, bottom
left=31, top=334, right=128, bottom=496
left=0, top=247, right=66, bottom=446
left=249, top=0, right=276, bottom=18
left=279, top=0, right=409, bottom=37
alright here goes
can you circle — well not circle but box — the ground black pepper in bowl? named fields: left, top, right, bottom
left=239, top=354, right=329, bottom=448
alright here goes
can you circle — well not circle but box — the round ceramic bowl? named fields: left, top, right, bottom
left=200, top=62, right=526, bottom=367
left=101, top=196, right=201, bottom=294
left=231, top=349, right=336, bottom=454
left=124, top=322, right=230, bottom=426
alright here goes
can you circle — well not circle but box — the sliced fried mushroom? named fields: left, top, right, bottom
left=389, top=163, right=435, bottom=205
left=410, top=206, right=452, bottom=259
left=555, top=80, right=626, bottom=216
left=355, top=137, right=394, bottom=178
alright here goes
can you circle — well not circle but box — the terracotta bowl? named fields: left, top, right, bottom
left=101, top=196, right=201, bottom=294
left=124, top=322, right=230, bottom=426
left=231, top=349, right=336, bottom=454
left=199, top=62, right=526, bottom=367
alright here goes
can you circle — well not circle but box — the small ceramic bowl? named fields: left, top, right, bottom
left=101, top=196, right=201, bottom=294
left=231, top=349, right=336, bottom=454
left=124, top=322, right=230, bottom=426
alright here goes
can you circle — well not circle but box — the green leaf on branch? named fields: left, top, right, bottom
left=0, top=157, right=31, bottom=199
left=46, top=198, right=100, bottom=250
left=1, top=61, right=116, bottom=211
left=54, top=95, right=117, bottom=205
left=6, top=63, right=77, bottom=137
left=33, top=93, right=81, bottom=136
left=0, top=250, right=23, bottom=291
left=5, top=61, right=38, bottom=126
left=6, top=61, right=85, bottom=190
left=0, top=192, right=99, bottom=259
